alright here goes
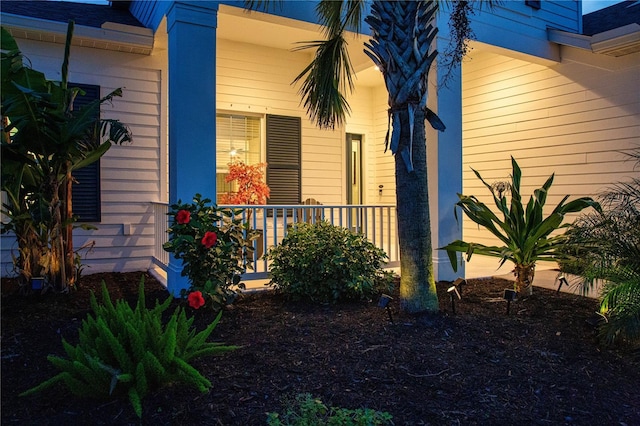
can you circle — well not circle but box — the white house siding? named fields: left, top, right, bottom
left=471, top=1, right=580, bottom=63
left=0, top=36, right=167, bottom=277
left=461, top=44, right=640, bottom=278
left=216, top=38, right=344, bottom=204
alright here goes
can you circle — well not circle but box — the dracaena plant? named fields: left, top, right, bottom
left=441, top=157, right=601, bottom=295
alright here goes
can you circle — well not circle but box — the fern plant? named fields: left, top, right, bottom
left=20, top=276, right=237, bottom=417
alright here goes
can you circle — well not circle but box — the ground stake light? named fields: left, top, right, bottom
left=503, top=289, right=517, bottom=315
left=556, top=274, right=569, bottom=293
left=378, top=294, right=394, bottom=324
left=452, top=278, right=466, bottom=296
left=447, top=285, right=461, bottom=314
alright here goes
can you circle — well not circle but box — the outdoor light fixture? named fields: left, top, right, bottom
left=556, top=274, right=569, bottom=293
left=31, top=276, right=44, bottom=291
left=447, top=285, right=461, bottom=314
left=452, top=277, right=466, bottom=296
left=378, top=294, right=394, bottom=323
left=503, top=289, right=517, bottom=315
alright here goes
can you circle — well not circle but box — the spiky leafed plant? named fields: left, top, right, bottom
left=562, top=148, right=640, bottom=345
left=244, top=0, right=492, bottom=313
left=440, top=157, right=601, bottom=295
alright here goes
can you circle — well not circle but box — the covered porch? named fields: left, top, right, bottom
left=151, top=202, right=400, bottom=287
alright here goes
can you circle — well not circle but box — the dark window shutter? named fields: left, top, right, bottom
left=71, top=83, right=101, bottom=222
left=266, top=115, right=301, bottom=205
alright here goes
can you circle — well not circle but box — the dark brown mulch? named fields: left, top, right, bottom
left=1, top=272, right=639, bottom=425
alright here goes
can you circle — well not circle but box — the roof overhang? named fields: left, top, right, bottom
left=0, top=13, right=154, bottom=55
left=548, top=23, right=640, bottom=57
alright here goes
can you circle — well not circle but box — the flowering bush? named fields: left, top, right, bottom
left=163, top=194, right=258, bottom=309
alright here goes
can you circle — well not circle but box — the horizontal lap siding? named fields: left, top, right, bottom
left=217, top=39, right=343, bottom=204
left=461, top=47, right=640, bottom=272
left=0, top=39, right=166, bottom=277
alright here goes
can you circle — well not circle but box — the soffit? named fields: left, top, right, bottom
left=1, top=13, right=154, bottom=55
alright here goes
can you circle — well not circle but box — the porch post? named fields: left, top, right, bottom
left=166, top=1, right=218, bottom=295
left=434, top=34, right=464, bottom=282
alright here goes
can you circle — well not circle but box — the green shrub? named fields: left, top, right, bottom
left=266, top=393, right=393, bottom=426
left=20, top=276, right=237, bottom=418
left=265, top=221, right=394, bottom=303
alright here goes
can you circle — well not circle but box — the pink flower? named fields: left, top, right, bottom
left=201, top=231, right=218, bottom=248
left=176, top=210, right=191, bottom=225
left=187, top=291, right=205, bottom=309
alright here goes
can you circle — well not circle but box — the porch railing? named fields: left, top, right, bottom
left=152, top=203, right=399, bottom=280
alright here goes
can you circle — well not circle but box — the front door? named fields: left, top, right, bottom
left=346, top=133, right=363, bottom=230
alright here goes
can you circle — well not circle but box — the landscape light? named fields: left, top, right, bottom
left=378, top=294, right=394, bottom=323
left=503, top=288, right=517, bottom=315
left=447, top=285, right=461, bottom=314
left=556, top=275, right=569, bottom=293
left=452, top=277, right=466, bottom=296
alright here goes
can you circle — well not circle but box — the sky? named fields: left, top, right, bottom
left=50, top=0, right=627, bottom=15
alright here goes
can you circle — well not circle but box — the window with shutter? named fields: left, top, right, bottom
left=266, top=114, right=301, bottom=205
left=71, top=83, right=101, bottom=222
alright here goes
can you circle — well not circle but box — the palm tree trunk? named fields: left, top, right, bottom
left=396, top=108, right=438, bottom=313
left=514, top=263, right=535, bottom=295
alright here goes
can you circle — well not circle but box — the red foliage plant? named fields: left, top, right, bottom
left=219, top=160, right=270, bottom=205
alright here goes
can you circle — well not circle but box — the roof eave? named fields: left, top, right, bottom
left=548, top=23, right=640, bottom=57
left=1, top=13, right=154, bottom=55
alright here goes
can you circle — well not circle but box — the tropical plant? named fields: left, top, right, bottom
left=265, top=221, right=395, bottom=303
left=440, top=157, right=601, bottom=295
left=561, top=148, right=640, bottom=346
left=266, top=393, right=393, bottom=425
left=1, top=23, right=131, bottom=291
left=244, top=0, right=494, bottom=313
left=20, top=276, right=237, bottom=418
left=163, top=193, right=258, bottom=309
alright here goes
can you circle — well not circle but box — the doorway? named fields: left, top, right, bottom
left=346, top=133, right=363, bottom=231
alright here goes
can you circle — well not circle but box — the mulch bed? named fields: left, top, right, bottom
left=1, top=271, right=639, bottom=425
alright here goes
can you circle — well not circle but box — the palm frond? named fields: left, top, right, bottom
left=290, top=1, right=364, bottom=129
left=292, top=35, right=355, bottom=129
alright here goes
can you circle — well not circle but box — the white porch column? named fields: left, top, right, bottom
left=435, top=66, right=464, bottom=282
left=429, top=15, right=465, bottom=282
left=166, top=1, right=218, bottom=295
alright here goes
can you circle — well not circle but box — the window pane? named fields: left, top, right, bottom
left=216, top=114, right=261, bottom=170
left=216, top=114, right=262, bottom=203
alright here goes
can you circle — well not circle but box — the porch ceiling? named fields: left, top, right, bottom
left=217, top=4, right=382, bottom=87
